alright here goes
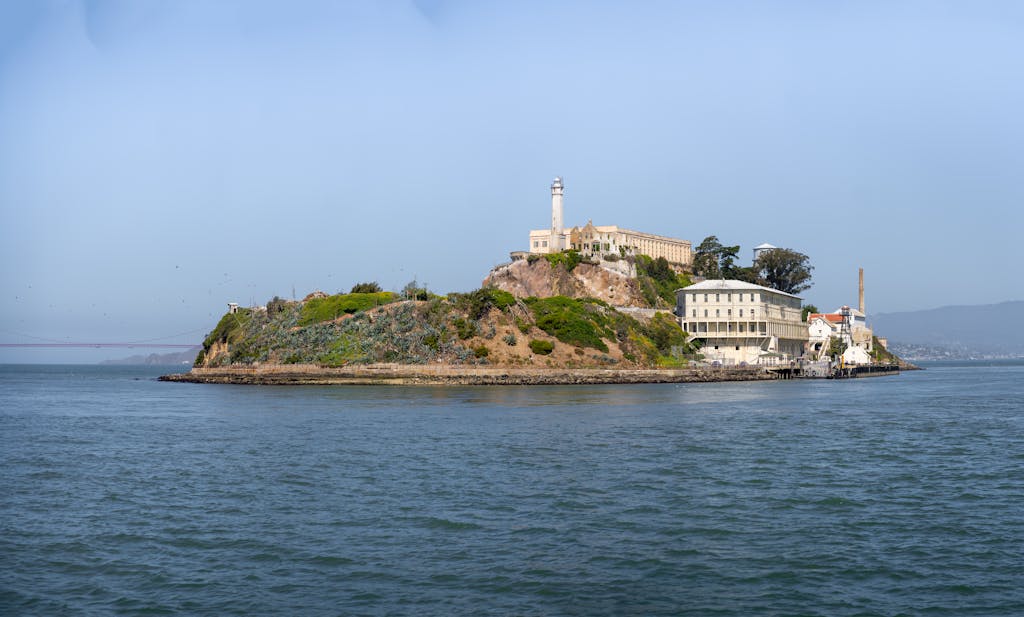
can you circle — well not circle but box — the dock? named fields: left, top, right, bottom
left=768, top=361, right=901, bottom=380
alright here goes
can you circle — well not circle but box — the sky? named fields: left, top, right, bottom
left=2, top=0, right=1023, bottom=363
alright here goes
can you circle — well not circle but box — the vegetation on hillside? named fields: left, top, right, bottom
left=350, top=281, right=382, bottom=293
left=299, top=292, right=398, bottom=326
left=196, top=286, right=698, bottom=370
left=870, top=336, right=899, bottom=364
left=524, top=296, right=614, bottom=352
left=195, top=308, right=252, bottom=366
left=526, top=249, right=591, bottom=272
left=634, top=255, right=692, bottom=307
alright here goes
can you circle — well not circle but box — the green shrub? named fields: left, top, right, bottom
left=544, top=249, right=583, bottom=271
left=473, top=345, right=490, bottom=358
left=453, top=318, right=477, bottom=340
left=644, top=312, right=690, bottom=355
left=524, top=296, right=610, bottom=352
left=299, top=292, right=397, bottom=326
left=451, top=288, right=516, bottom=320
left=503, top=333, right=517, bottom=346
left=529, top=339, right=554, bottom=355
left=350, top=281, right=382, bottom=293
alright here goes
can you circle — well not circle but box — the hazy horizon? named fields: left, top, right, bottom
left=3, top=1, right=1023, bottom=363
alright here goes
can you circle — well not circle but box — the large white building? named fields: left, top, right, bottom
left=676, top=280, right=809, bottom=365
left=521, top=178, right=692, bottom=266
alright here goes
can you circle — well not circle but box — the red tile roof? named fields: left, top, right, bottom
left=809, top=313, right=844, bottom=323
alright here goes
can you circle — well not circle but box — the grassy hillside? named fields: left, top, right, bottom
left=196, top=288, right=697, bottom=369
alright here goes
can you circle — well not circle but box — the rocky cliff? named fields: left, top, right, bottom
left=482, top=258, right=650, bottom=307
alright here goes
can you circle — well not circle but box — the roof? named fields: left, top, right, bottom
left=834, top=307, right=866, bottom=318
left=679, top=279, right=802, bottom=299
left=809, top=313, right=843, bottom=323
left=754, top=243, right=777, bottom=250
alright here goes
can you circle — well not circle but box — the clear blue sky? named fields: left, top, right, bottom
left=2, top=0, right=1022, bottom=363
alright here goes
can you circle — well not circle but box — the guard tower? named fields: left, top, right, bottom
left=753, top=243, right=776, bottom=263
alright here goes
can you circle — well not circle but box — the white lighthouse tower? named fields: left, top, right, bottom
left=550, top=176, right=564, bottom=252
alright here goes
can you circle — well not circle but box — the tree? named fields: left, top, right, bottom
left=827, top=335, right=847, bottom=358
left=267, top=296, right=289, bottom=316
left=801, top=304, right=820, bottom=322
left=692, top=236, right=740, bottom=279
left=350, top=281, right=382, bottom=294
left=402, top=279, right=430, bottom=301
left=729, top=266, right=761, bottom=284
left=753, top=248, right=813, bottom=294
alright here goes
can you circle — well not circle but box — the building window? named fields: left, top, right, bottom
left=727, top=309, right=732, bottom=316
left=533, top=241, right=538, bottom=248
left=751, top=309, right=755, bottom=317
left=704, top=294, right=708, bottom=302
left=739, top=309, right=744, bottom=317
left=542, top=241, right=548, bottom=247
left=692, top=309, right=696, bottom=317
left=716, top=294, right=720, bottom=302
left=727, top=294, right=732, bottom=301
left=716, top=309, right=720, bottom=317
left=704, top=309, right=708, bottom=317
left=735, top=346, right=740, bottom=351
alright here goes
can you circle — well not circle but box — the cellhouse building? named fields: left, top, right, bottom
left=676, top=280, right=808, bottom=365
left=519, top=177, right=693, bottom=266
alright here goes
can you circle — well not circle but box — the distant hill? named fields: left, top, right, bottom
left=99, top=347, right=201, bottom=366
left=871, top=301, right=1024, bottom=358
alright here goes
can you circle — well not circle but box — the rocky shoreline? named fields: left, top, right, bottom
left=159, top=363, right=777, bottom=386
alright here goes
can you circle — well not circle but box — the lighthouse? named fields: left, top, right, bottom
left=550, top=176, right=564, bottom=252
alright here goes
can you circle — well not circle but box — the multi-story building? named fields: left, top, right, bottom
left=676, top=280, right=808, bottom=365
left=807, top=307, right=873, bottom=363
left=519, top=178, right=692, bottom=266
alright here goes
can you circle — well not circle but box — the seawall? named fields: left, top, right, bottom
left=159, top=363, right=776, bottom=386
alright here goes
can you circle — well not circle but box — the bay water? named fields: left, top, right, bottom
left=2, top=362, right=1022, bottom=615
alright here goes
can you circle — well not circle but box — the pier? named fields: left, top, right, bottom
left=767, top=361, right=901, bottom=380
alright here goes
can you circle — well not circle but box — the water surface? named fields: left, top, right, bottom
left=2, top=362, right=1023, bottom=615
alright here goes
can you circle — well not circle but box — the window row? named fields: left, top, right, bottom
left=691, top=308, right=756, bottom=318
left=689, top=292, right=761, bottom=303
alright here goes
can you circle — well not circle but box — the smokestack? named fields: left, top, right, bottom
left=858, top=268, right=865, bottom=314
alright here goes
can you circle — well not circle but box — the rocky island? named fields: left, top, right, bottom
left=162, top=177, right=908, bottom=385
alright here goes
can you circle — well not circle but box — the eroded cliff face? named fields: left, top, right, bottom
left=482, top=259, right=649, bottom=307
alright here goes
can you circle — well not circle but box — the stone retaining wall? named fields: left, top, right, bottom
left=160, top=363, right=775, bottom=386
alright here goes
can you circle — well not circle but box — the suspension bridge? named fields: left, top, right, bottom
left=0, top=328, right=206, bottom=350
left=0, top=343, right=198, bottom=349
